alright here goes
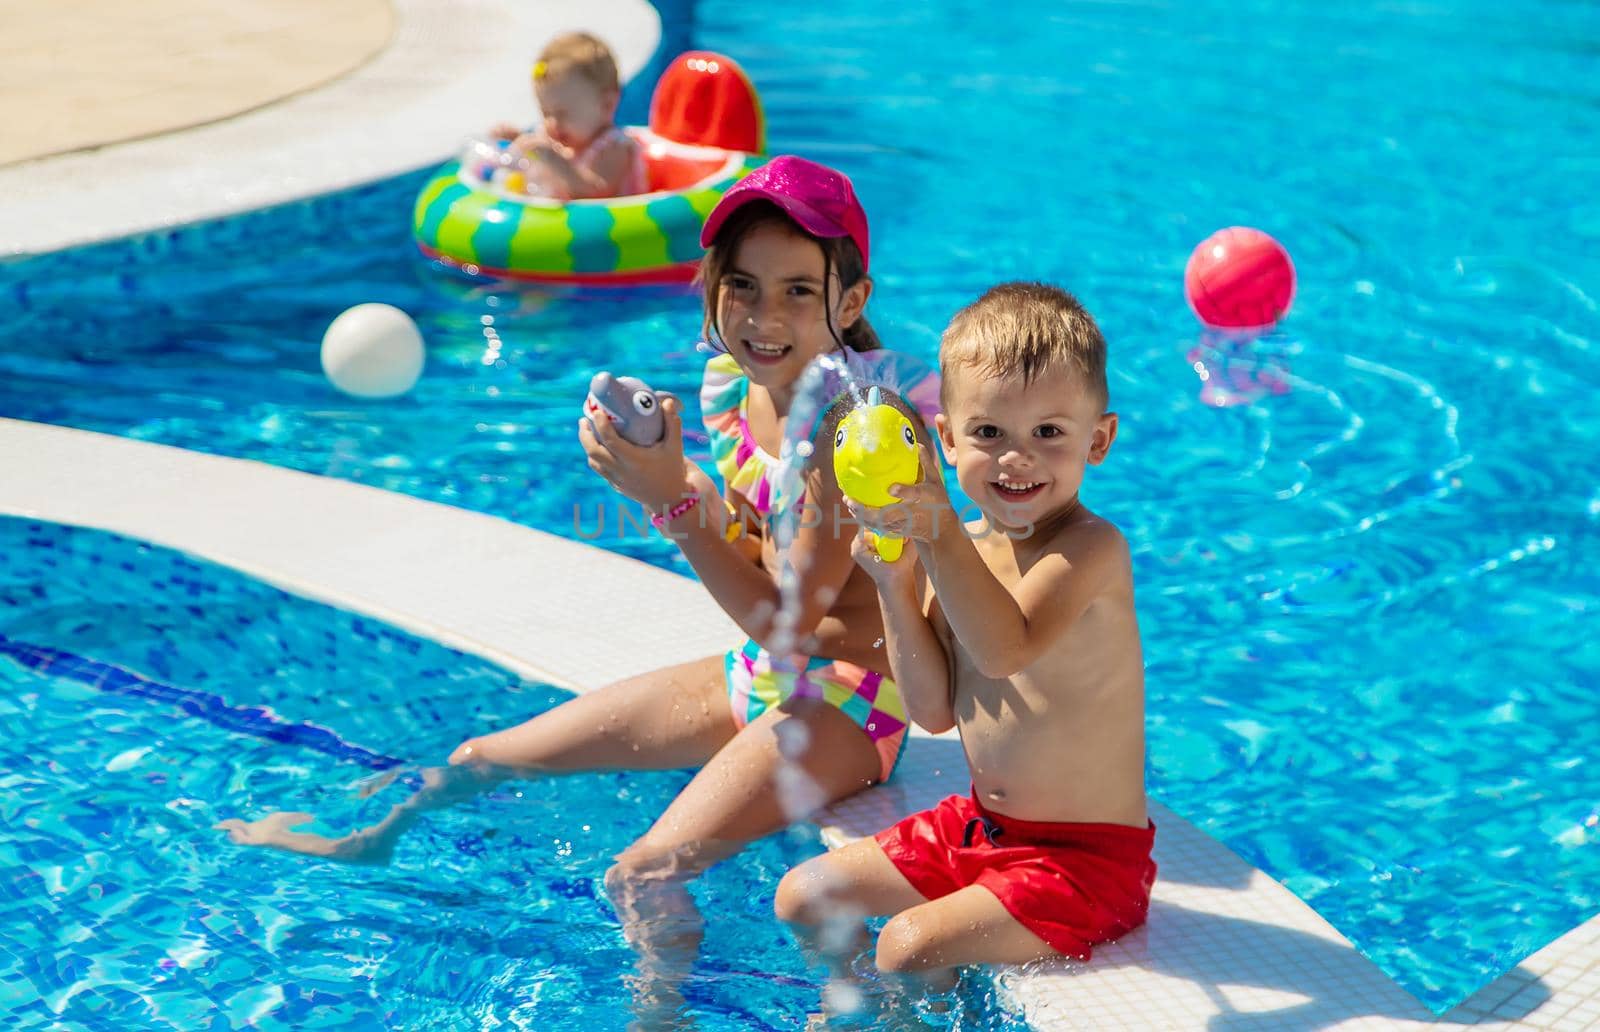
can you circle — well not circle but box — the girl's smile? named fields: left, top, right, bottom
left=742, top=338, right=795, bottom=365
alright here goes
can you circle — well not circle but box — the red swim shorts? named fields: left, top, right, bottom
left=875, top=792, right=1157, bottom=960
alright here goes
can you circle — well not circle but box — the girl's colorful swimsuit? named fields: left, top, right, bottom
left=700, top=347, right=942, bottom=782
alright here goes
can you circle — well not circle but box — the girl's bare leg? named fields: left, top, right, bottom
left=212, top=764, right=487, bottom=865
left=447, top=655, right=737, bottom=771
left=601, top=695, right=883, bottom=1029
left=216, top=656, right=735, bottom=861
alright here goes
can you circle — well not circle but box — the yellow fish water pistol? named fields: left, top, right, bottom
left=831, top=386, right=923, bottom=561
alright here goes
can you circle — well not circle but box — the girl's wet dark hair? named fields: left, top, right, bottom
left=698, top=200, right=880, bottom=354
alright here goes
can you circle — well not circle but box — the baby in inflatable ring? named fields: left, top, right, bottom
left=486, top=31, right=646, bottom=199
left=415, top=49, right=767, bottom=285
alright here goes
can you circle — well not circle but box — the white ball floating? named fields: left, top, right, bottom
left=320, top=303, right=425, bottom=399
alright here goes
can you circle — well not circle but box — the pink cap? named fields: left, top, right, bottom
left=699, top=155, right=870, bottom=272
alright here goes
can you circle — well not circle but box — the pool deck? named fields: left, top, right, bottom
left=0, top=0, right=659, bottom=256
left=0, top=0, right=394, bottom=168
left=2, top=2, right=1597, bottom=1029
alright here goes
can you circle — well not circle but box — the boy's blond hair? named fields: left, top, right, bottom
left=534, top=32, right=621, bottom=94
left=940, top=282, right=1109, bottom=410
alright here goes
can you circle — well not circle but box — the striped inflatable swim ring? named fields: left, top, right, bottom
left=413, top=51, right=766, bottom=286
left=412, top=129, right=761, bottom=286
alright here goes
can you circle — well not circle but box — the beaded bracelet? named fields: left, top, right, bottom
left=650, top=493, right=701, bottom=531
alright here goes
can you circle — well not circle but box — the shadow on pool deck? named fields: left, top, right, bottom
left=1056, top=903, right=1548, bottom=1029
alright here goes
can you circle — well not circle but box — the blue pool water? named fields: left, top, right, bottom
left=0, top=518, right=1023, bottom=1029
left=3, top=0, right=1599, bottom=1015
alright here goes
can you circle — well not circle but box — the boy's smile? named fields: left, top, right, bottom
left=992, top=476, right=1045, bottom=502
left=938, top=364, right=1117, bottom=533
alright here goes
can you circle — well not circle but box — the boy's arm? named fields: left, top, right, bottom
left=869, top=560, right=955, bottom=734
left=917, top=517, right=1125, bottom=679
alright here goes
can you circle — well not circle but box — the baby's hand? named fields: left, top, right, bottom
left=524, top=139, right=571, bottom=169
left=489, top=123, right=522, bottom=142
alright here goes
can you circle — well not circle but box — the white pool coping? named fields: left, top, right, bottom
left=2, top=0, right=1597, bottom=1027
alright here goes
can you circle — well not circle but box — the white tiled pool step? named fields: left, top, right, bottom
left=3, top=417, right=1596, bottom=1030
left=0, top=418, right=741, bottom=691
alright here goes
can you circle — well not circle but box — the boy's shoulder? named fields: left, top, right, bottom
left=991, top=503, right=1130, bottom=589
left=1053, top=504, right=1127, bottom=550
left=1045, top=506, right=1131, bottom=573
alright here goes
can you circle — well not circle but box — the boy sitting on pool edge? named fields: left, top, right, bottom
left=775, top=282, right=1156, bottom=1002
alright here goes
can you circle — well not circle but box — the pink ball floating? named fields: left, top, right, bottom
left=1184, top=227, right=1296, bottom=330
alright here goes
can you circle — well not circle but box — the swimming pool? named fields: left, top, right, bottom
left=0, top=518, right=1027, bottom=1028
left=3, top=0, right=1598, bottom=1015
